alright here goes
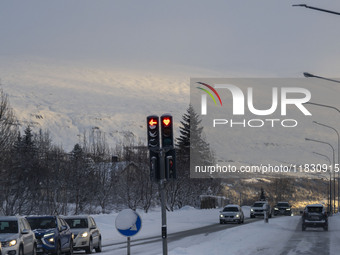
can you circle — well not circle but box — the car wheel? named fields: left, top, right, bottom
left=95, top=238, right=102, bottom=253
left=19, top=246, right=24, bottom=255
left=86, top=238, right=93, bottom=254
left=32, top=244, right=37, bottom=255
left=219, top=220, right=223, bottom=224
left=66, top=240, right=73, bottom=255
left=55, top=242, right=61, bottom=255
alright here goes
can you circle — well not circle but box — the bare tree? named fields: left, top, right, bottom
left=0, top=87, right=18, bottom=153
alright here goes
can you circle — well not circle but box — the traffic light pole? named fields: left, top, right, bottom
left=159, top=149, right=168, bottom=255
left=147, top=114, right=176, bottom=255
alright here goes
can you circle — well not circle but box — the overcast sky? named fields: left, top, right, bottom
left=1, top=0, right=340, bottom=76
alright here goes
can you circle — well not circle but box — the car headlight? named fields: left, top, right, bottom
left=235, top=214, right=240, bottom=218
left=250, top=209, right=254, bottom=212
left=44, top=233, right=55, bottom=244
left=2, top=239, right=17, bottom=247
left=274, top=207, right=278, bottom=210
left=8, top=239, right=17, bottom=247
left=286, top=208, right=291, bottom=211
left=81, top=232, right=88, bottom=238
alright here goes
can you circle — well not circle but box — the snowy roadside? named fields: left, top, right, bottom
left=329, top=214, right=340, bottom=255
left=92, top=206, right=224, bottom=245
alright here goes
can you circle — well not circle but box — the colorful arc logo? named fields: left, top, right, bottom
left=196, top=82, right=223, bottom=106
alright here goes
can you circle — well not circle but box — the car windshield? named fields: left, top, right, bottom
left=277, top=203, right=289, bottom=207
left=223, top=207, right=239, bottom=212
left=253, top=203, right=265, bottom=207
left=307, top=207, right=323, bottom=213
left=27, top=218, right=56, bottom=229
left=0, top=220, right=18, bottom=233
left=65, top=218, right=88, bottom=229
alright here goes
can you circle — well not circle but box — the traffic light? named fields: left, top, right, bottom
left=147, top=115, right=160, bottom=149
left=150, top=150, right=160, bottom=182
left=161, top=114, right=173, bottom=148
left=165, top=149, right=176, bottom=179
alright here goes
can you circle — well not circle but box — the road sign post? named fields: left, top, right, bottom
left=127, top=237, right=131, bottom=255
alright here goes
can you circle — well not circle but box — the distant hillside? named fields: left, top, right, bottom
left=222, top=177, right=330, bottom=212
left=0, top=58, right=190, bottom=151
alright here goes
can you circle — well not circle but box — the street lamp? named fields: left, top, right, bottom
left=305, top=137, right=335, bottom=214
left=313, top=121, right=340, bottom=212
left=293, top=4, right=340, bottom=16
left=313, top=152, right=332, bottom=213
left=303, top=72, right=340, bottom=84
left=304, top=102, right=340, bottom=114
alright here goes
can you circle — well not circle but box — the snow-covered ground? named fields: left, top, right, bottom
left=90, top=207, right=340, bottom=255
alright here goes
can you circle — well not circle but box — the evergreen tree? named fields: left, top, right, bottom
left=164, top=105, right=220, bottom=210
left=177, top=104, right=214, bottom=170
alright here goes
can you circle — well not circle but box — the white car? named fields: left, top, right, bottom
left=0, top=216, right=37, bottom=255
left=219, top=205, right=244, bottom=224
left=63, top=216, right=101, bottom=254
left=250, top=201, right=272, bottom=218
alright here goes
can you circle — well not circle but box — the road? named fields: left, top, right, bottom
left=74, top=216, right=337, bottom=255
left=280, top=218, right=330, bottom=255
left=97, top=217, right=261, bottom=254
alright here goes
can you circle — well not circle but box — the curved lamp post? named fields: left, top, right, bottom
left=306, top=138, right=335, bottom=214
left=313, top=121, right=340, bottom=212
left=313, top=152, right=332, bottom=214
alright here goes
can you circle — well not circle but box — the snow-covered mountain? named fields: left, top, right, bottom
left=0, top=58, right=191, bottom=151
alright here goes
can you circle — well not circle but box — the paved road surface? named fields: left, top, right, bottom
left=280, top=218, right=330, bottom=255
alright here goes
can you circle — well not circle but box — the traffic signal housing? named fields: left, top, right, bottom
left=147, top=115, right=160, bottom=149
left=149, top=150, right=160, bottom=182
left=165, top=149, right=176, bottom=179
left=161, top=114, right=174, bottom=148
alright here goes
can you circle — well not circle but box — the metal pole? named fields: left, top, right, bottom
left=293, top=4, right=340, bottom=16
left=306, top=138, right=335, bottom=214
left=304, top=102, right=340, bottom=114
left=313, top=152, right=332, bottom=213
left=127, top=237, right=130, bottom=255
left=334, top=171, right=336, bottom=213
left=330, top=176, right=332, bottom=215
left=159, top=149, right=168, bottom=255
left=313, top=121, right=340, bottom=213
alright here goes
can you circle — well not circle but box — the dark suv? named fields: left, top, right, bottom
left=27, top=216, right=73, bottom=254
left=301, top=204, right=328, bottom=231
left=273, top=202, right=292, bottom=216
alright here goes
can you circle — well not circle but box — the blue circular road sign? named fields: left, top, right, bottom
left=115, top=209, right=142, bottom=237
